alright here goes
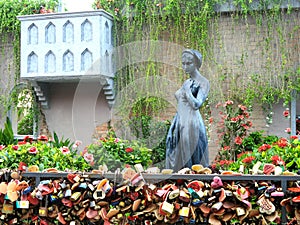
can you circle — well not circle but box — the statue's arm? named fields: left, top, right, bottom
left=185, top=79, right=209, bottom=110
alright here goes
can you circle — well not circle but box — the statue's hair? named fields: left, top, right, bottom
left=182, top=49, right=202, bottom=69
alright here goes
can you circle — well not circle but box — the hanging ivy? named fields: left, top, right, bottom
left=94, top=0, right=299, bottom=113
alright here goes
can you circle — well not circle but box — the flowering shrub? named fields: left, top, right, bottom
left=214, top=131, right=300, bottom=174
left=215, top=100, right=252, bottom=161
left=87, top=131, right=152, bottom=171
left=0, top=136, right=93, bottom=172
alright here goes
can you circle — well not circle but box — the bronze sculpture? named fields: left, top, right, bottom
left=166, top=49, right=210, bottom=171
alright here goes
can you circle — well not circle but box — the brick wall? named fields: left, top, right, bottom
left=1, top=10, right=299, bottom=165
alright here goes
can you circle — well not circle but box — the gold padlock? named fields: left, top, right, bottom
left=39, top=207, right=48, bottom=217
left=70, top=192, right=81, bottom=201
left=2, top=201, right=14, bottom=214
left=179, top=206, right=190, bottom=217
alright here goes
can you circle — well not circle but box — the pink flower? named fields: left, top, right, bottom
left=238, top=104, right=247, bottom=111
left=12, top=145, right=19, bottom=150
left=223, top=146, right=231, bottom=151
left=114, top=138, right=120, bottom=143
left=234, top=136, right=243, bottom=145
left=215, top=102, right=222, bottom=108
left=84, top=153, right=94, bottom=163
left=74, top=140, right=82, bottom=146
left=60, top=146, right=70, bottom=154
left=28, top=146, right=38, bottom=154
left=223, top=100, right=233, bottom=107
left=0, top=145, right=5, bottom=150
left=81, top=148, right=88, bottom=156
left=285, top=128, right=291, bottom=134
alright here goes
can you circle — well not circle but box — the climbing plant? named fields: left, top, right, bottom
left=0, top=0, right=58, bottom=133
left=94, top=0, right=299, bottom=114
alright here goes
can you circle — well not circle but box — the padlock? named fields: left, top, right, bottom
left=70, top=192, right=81, bottom=201
left=161, top=201, right=174, bottom=215
left=2, top=199, right=14, bottom=214
left=16, top=192, right=29, bottom=209
left=39, top=196, right=48, bottom=217
left=64, top=188, right=72, bottom=198
left=179, top=206, right=190, bottom=217
left=73, top=175, right=81, bottom=183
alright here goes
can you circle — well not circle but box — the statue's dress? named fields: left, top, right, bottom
left=166, top=78, right=209, bottom=171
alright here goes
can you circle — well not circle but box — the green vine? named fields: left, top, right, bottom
left=94, top=0, right=299, bottom=113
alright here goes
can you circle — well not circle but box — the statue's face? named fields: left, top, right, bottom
left=182, top=53, right=195, bottom=74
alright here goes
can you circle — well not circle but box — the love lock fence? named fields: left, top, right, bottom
left=12, top=172, right=299, bottom=225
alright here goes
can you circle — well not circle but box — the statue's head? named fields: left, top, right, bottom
left=182, top=49, right=202, bottom=70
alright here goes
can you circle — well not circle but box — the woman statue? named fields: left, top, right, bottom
left=166, top=49, right=210, bottom=171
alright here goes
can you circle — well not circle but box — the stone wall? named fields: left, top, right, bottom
left=0, top=36, right=15, bottom=128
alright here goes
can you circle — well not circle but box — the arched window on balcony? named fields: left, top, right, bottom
left=105, top=21, right=109, bottom=44
left=63, top=50, right=74, bottom=72
left=105, top=50, right=109, bottom=74
left=63, top=20, right=74, bottom=43
left=27, top=52, right=38, bottom=73
left=81, top=19, right=92, bottom=42
left=81, top=49, right=92, bottom=71
left=28, top=23, right=38, bottom=45
left=45, top=51, right=56, bottom=73
left=45, top=22, right=56, bottom=44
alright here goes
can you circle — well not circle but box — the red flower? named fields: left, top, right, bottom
left=219, top=160, right=233, bottom=166
left=242, top=156, right=255, bottom=163
left=243, top=112, right=250, bottom=118
left=18, top=141, right=27, bottom=145
left=283, top=110, right=289, bottom=118
left=258, top=144, right=271, bottom=152
left=0, top=145, right=5, bottom=150
left=291, top=135, right=298, bottom=140
left=223, top=146, right=231, bottom=151
left=12, top=145, right=19, bottom=150
left=241, top=124, right=250, bottom=130
left=277, top=138, right=288, bottom=148
left=125, top=147, right=134, bottom=153
left=23, top=135, right=33, bottom=143
left=38, top=135, right=48, bottom=142
left=234, top=136, right=243, bottom=145
left=247, top=121, right=252, bottom=127
left=237, top=151, right=252, bottom=159
left=28, top=146, right=38, bottom=154
left=231, top=117, right=239, bottom=122
left=271, top=155, right=285, bottom=165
